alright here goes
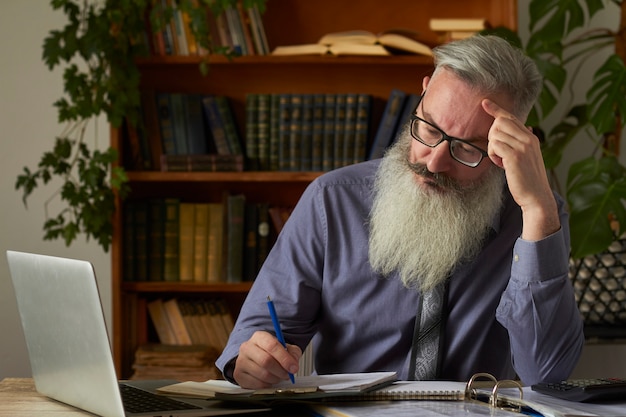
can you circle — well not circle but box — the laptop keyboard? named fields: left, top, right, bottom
left=119, top=383, right=202, bottom=413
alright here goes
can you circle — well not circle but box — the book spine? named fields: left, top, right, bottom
left=139, top=89, right=164, bottom=171
left=147, top=299, right=178, bottom=345
left=215, top=96, right=243, bottom=155
left=311, top=94, right=325, bottom=171
left=333, top=93, right=347, bottom=170
left=269, top=94, right=281, bottom=171
left=206, top=203, right=224, bottom=283
left=169, top=93, right=188, bottom=155
left=133, top=201, right=150, bottom=282
left=243, top=202, right=258, bottom=281
left=245, top=93, right=259, bottom=170
left=256, top=202, right=271, bottom=271
left=300, top=94, right=314, bottom=171
left=353, top=93, right=371, bottom=164
left=342, top=93, right=358, bottom=167
left=148, top=199, right=166, bottom=281
left=288, top=94, right=303, bottom=171
left=278, top=93, right=292, bottom=171
left=178, top=202, right=196, bottom=282
left=322, top=93, right=337, bottom=172
left=368, top=89, right=406, bottom=160
left=162, top=298, right=193, bottom=345
left=193, top=203, right=210, bottom=282
left=225, top=194, right=246, bottom=283
left=155, top=93, right=178, bottom=156
left=257, top=93, right=271, bottom=170
left=183, top=94, right=209, bottom=155
left=162, top=198, right=180, bottom=282
left=201, top=95, right=232, bottom=155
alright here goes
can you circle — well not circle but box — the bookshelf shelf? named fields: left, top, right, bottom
left=111, top=0, right=518, bottom=378
left=126, top=171, right=322, bottom=183
left=122, top=281, right=253, bottom=293
left=137, top=54, right=435, bottom=67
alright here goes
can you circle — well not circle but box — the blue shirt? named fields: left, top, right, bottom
left=216, top=159, right=584, bottom=385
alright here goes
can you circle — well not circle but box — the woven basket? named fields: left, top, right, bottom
left=569, top=237, right=626, bottom=337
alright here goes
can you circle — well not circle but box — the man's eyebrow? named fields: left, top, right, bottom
left=421, top=106, right=488, bottom=145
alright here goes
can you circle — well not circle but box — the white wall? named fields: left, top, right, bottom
left=0, top=2, right=110, bottom=379
left=0, top=0, right=624, bottom=381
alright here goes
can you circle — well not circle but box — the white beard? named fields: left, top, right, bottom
left=368, top=127, right=506, bottom=292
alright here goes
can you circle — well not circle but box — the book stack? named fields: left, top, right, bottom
left=147, top=2, right=269, bottom=57
left=130, top=344, right=221, bottom=382
left=123, top=197, right=287, bottom=284
left=244, top=92, right=372, bottom=171
left=428, top=18, right=489, bottom=43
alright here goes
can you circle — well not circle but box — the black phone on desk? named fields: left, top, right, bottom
left=531, top=378, right=626, bottom=402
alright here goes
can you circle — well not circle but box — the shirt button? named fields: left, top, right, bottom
left=514, top=254, right=519, bottom=262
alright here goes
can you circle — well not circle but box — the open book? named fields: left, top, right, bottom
left=271, top=29, right=433, bottom=57
left=156, top=371, right=398, bottom=402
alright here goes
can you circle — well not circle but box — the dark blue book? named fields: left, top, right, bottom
left=341, top=93, right=359, bottom=168
left=353, top=94, right=372, bottom=164
left=368, top=89, right=407, bottom=160
left=183, top=94, right=209, bottom=155
left=300, top=94, right=314, bottom=171
left=155, top=92, right=178, bottom=156
left=322, top=94, right=337, bottom=172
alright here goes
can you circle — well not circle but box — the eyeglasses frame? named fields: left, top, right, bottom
left=408, top=107, right=489, bottom=168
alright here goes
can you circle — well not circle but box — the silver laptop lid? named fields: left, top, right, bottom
left=6, top=250, right=126, bottom=417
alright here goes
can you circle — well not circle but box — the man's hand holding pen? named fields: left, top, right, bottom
left=234, top=330, right=302, bottom=389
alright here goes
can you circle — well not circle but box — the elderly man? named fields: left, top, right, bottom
left=216, top=35, right=584, bottom=389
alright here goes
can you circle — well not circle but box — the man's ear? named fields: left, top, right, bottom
left=422, top=76, right=430, bottom=93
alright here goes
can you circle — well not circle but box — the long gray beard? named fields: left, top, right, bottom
left=368, top=129, right=505, bottom=292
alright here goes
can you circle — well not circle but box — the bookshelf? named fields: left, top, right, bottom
left=111, top=0, right=517, bottom=378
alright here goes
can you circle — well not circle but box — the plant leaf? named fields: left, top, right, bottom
left=587, top=54, right=626, bottom=136
left=567, top=156, right=626, bottom=258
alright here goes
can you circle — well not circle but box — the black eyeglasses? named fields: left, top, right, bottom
left=409, top=113, right=489, bottom=168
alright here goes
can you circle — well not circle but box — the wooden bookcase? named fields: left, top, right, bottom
left=111, top=0, right=517, bottom=377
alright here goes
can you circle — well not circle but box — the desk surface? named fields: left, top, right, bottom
left=0, top=378, right=305, bottom=417
left=0, top=378, right=95, bottom=416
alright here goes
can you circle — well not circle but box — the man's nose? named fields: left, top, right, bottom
left=425, top=141, right=454, bottom=173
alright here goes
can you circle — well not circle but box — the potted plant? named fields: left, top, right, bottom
left=15, top=0, right=265, bottom=252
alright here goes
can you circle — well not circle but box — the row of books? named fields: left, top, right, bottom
left=123, top=197, right=292, bottom=284
left=147, top=2, right=269, bottom=57
left=245, top=92, right=372, bottom=172
left=130, top=91, right=376, bottom=173
left=130, top=343, right=221, bottom=382
left=147, top=297, right=234, bottom=351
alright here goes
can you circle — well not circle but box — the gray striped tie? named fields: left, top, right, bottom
left=409, top=282, right=446, bottom=380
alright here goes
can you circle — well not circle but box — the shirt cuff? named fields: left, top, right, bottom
left=511, top=228, right=568, bottom=283
left=222, top=357, right=238, bottom=384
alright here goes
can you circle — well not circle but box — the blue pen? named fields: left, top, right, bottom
left=267, top=296, right=295, bottom=383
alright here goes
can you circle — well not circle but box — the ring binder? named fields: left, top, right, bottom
left=465, top=372, right=530, bottom=414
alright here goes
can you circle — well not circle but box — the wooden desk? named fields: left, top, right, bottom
left=0, top=378, right=95, bottom=416
left=0, top=378, right=304, bottom=416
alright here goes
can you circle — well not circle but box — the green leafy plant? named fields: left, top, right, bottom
left=496, top=0, right=626, bottom=258
left=15, top=0, right=265, bottom=252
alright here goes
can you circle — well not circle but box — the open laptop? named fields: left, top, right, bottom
left=6, top=250, right=268, bottom=417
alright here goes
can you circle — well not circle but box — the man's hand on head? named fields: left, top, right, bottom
left=233, top=331, right=301, bottom=389
left=482, top=99, right=560, bottom=240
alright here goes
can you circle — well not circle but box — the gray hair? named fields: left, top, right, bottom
left=432, top=35, right=541, bottom=118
